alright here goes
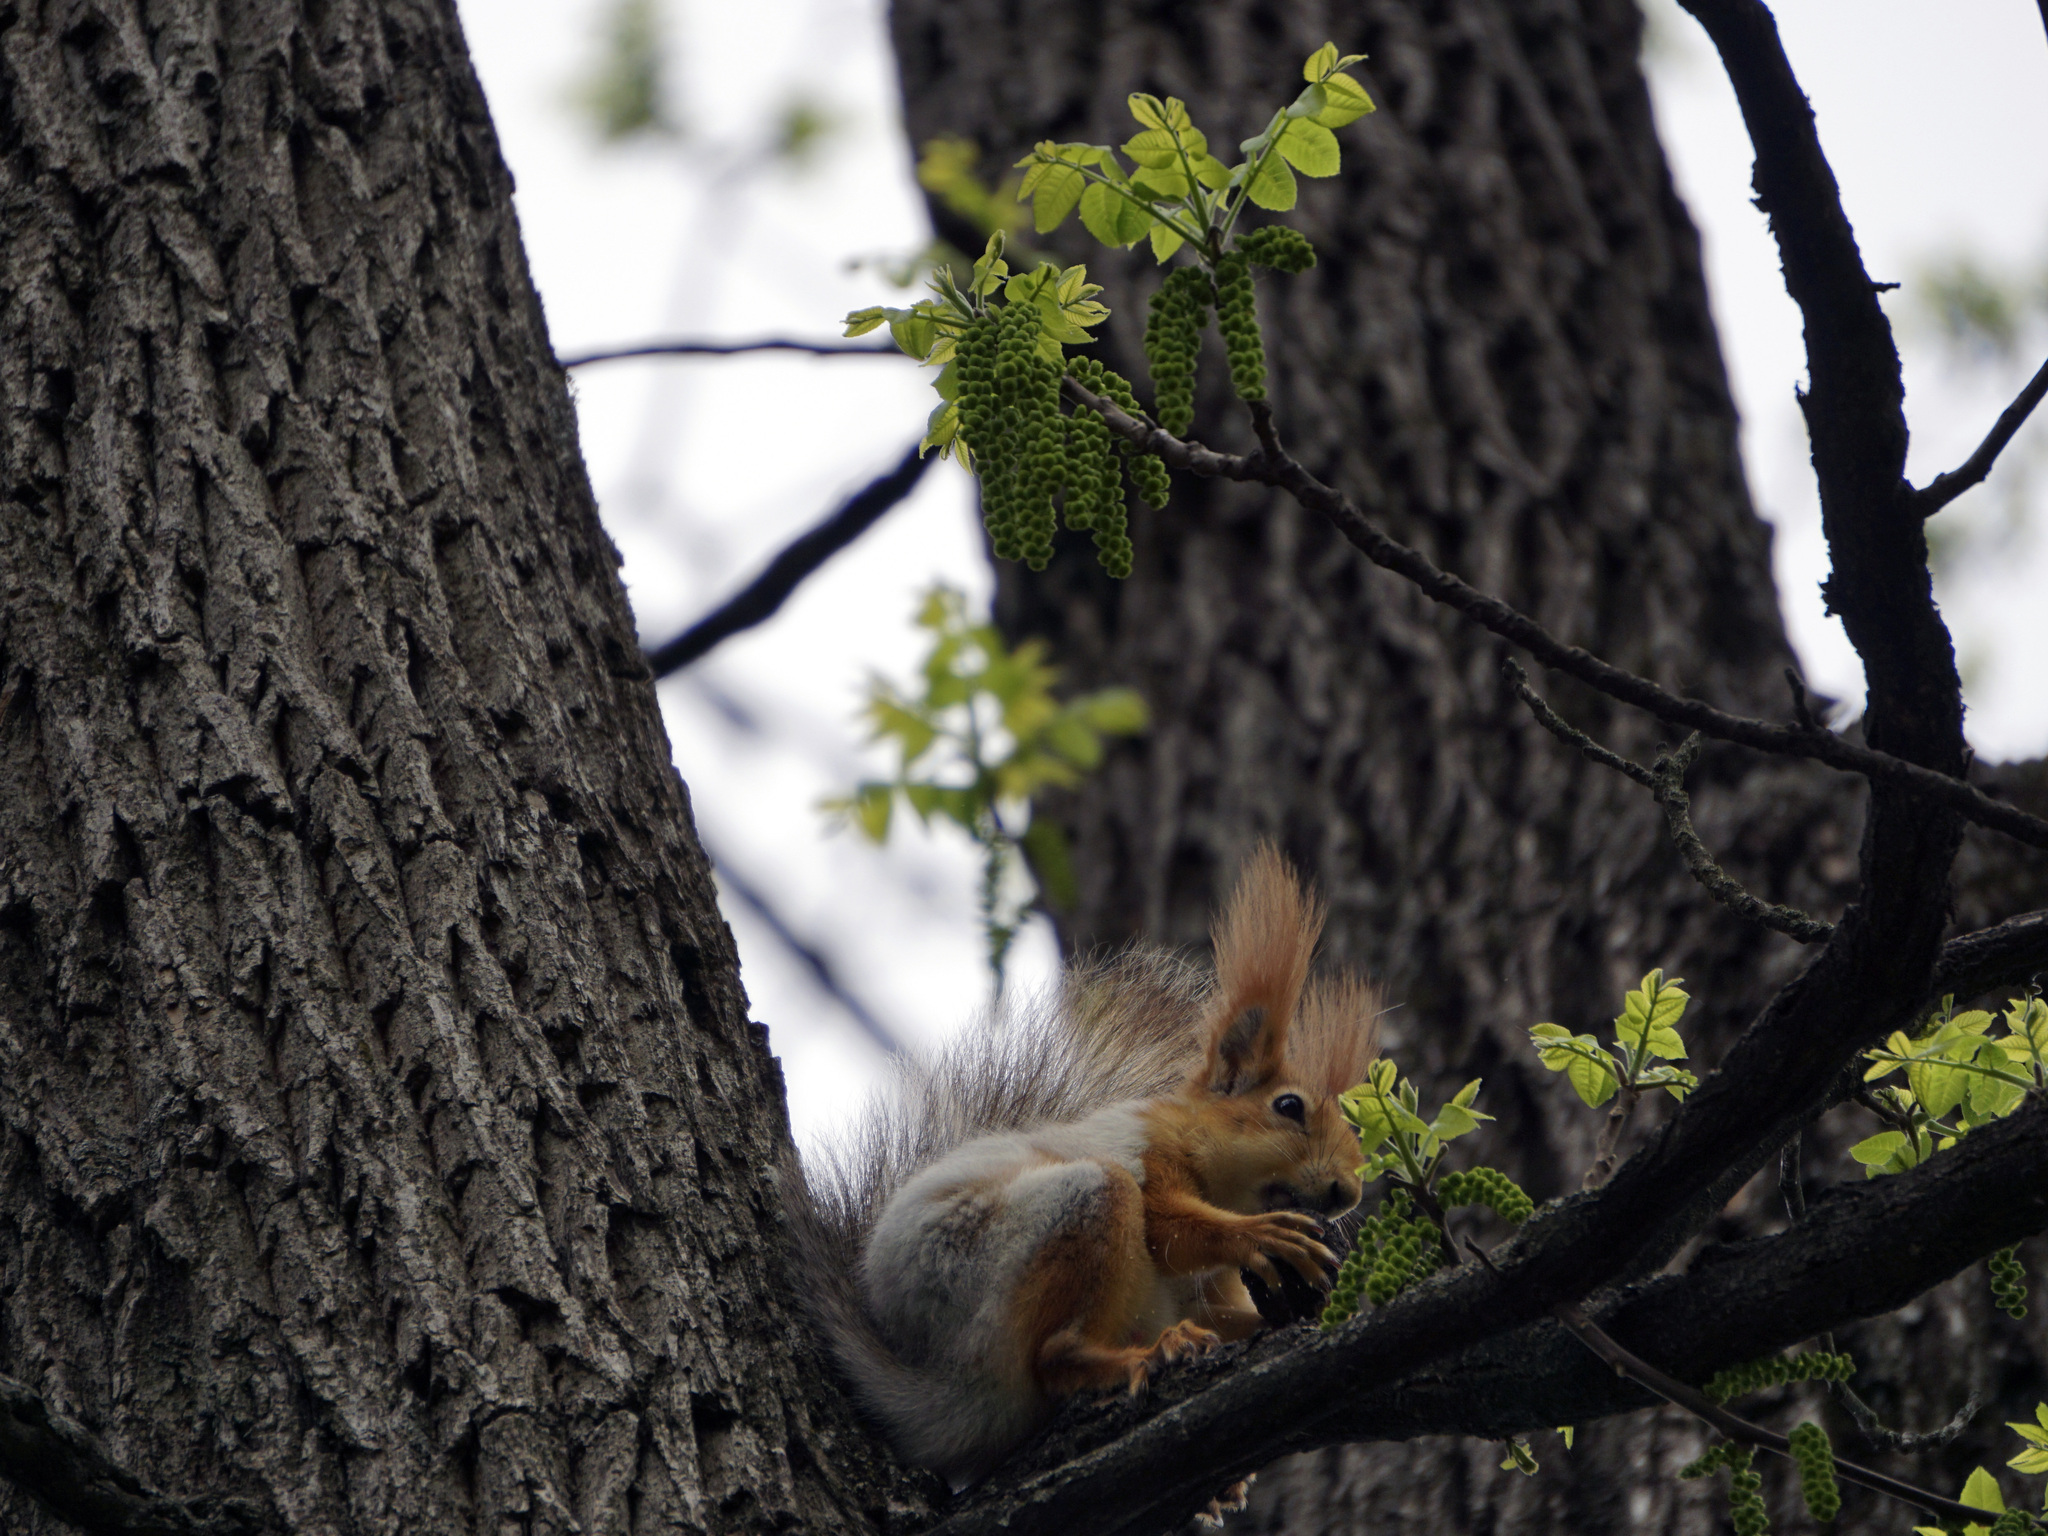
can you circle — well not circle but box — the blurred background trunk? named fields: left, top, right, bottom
left=889, top=1, right=2048, bottom=1530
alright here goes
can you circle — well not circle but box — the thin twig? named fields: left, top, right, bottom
left=1503, top=661, right=1834, bottom=943
left=1061, top=375, right=2048, bottom=853
left=702, top=843, right=907, bottom=1058
left=559, top=337, right=903, bottom=368
left=1650, top=736, right=1835, bottom=944
left=1915, top=352, right=2048, bottom=516
left=643, top=444, right=933, bottom=678
left=1784, top=668, right=1818, bottom=731
left=1548, top=1301, right=1986, bottom=1526
left=1584, top=1085, right=1642, bottom=1191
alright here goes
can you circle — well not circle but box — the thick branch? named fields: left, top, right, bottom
left=1914, top=352, right=2048, bottom=516
left=1932, top=908, right=2048, bottom=1003
left=644, top=444, right=933, bottom=678
left=1061, top=378, right=2048, bottom=852
left=0, top=1374, right=272, bottom=1536
left=929, top=1098, right=2048, bottom=1536
left=558, top=337, right=902, bottom=367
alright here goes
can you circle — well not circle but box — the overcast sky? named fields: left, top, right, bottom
left=454, top=0, right=2048, bottom=1144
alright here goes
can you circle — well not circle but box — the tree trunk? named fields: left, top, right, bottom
left=0, top=2, right=918, bottom=1531
left=888, top=2, right=2048, bottom=1532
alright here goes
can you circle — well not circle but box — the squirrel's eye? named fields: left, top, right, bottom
left=1273, top=1093, right=1306, bottom=1124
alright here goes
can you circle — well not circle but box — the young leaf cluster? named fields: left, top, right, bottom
left=1342, top=1058, right=1495, bottom=1186
left=1529, top=969, right=1700, bottom=1108
left=822, top=585, right=1147, bottom=985
left=1926, top=1461, right=2048, bottom=1536
left=1854, top=993, right=2046, bottom=1175
left=846, top=46, right=1375, bottom=572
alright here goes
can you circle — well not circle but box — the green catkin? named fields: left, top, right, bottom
left=1068, top=353, right=1170, bottom=514
left=1320, top=1188, right=1444, bottom=1327
left=1788, top=1422, right=1841, bottom=1522
left=1703, top=1352, right=1856, bottom=1405
left=1990, top=1511, right=2043, bottom=1536
left=1143, top=266, right=1213, bottom=436
left=1435, top=1166, right=1535, bottom=1225
left=1213, top=251, right=1267, bottom=402
left=1680, top=1445, right=1770, bottom=1536
left=1063, top=356, right=1138, bottom=574
left=1238, top=225, right=1318, bottom=275
left=1990, top=1246, right=2028, bottom=1318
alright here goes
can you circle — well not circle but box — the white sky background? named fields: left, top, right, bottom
left=453, top=0, right=2048, bottom=1147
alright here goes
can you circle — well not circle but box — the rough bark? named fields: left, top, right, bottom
left=888, top=1, right=2048, bottom=1532
left=0, top=2, right=921, bottom=1532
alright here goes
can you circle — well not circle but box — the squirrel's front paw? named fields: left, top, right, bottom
left=1126, top=1319, right=1221, bottom=1395
left=1241, top=1211, right=1339, bottom=1289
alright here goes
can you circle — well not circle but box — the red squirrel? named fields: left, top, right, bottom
left=790, top=846, right=1383, bottom=1484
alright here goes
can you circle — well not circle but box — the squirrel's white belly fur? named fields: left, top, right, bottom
left=858, top=1101, right=1195, bottom=1479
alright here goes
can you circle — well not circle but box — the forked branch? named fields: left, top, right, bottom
left=1062, top=375, right=2048, bottom=853
left=1914, top=352, right=2048, bottom=517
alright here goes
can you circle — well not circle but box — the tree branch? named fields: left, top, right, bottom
left=1504, top=661, right=1834, bottom=943
left=1932, top=908, right=2048, bottom=1003
left=558, top=337, right=903, bottom=368
left=927, top=1098, right=2048, bottom=1535
left=0, top=1373, right=272, bottom=1536
left=1061, top=376, right=2048, bottom=852
left=643, top=444, right=933, bottom=678
left=1913, top=352, right=2048, bottom=516
left=1549, top=1303, right=1984, bottom=1525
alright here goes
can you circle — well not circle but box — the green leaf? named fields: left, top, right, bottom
left=843, top=306, right=887, bottom=338
left=1078, top=182, right=1153, bottom=247
left=1075, top=687, right=1148, bottom=735
left=1341, top=1085, right=1395, bottom=1154
left=1909, top=1050, right=1969, bottom=1121
left=1032, top=162, right=1087, bottom=233
left=1314, top=72, right=1376, bottom=128
left=1190, top=154, right=1234, bottom=190
left=1128, top=92, right=1169, bottom=131
left=920, top=399, right=959, bottom=458
left=1123, top=127, right=1206, bottom=168
left=1275, top=118, right=1341, bottom=177
left=852, top=783, right=892, bottom=842
left=1961, top=1466, right=2005, bottom=1534
left=1150, top=223, right=1185, bottom=263
left=1430, top=1082, right=1493, bottom=1141
left=1021, top=816, right=1078, bottom=912
left=1243, top=151, right=1298, bottom=211
left=1565, top=1047, right=1617, bottom=1108
left=1559, top=1427, right=1575, bottom=1449
left=1131, top=165, right=1190, bottom=199
left=2011, top=1447, right=2048, bottom=1475
left=1287, top=83, right=1328, bottom=120
left=1303, top=42, right=1339, bottom=81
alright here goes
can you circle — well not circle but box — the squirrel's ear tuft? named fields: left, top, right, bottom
left=1201, top=845, right=1323, bottom=1093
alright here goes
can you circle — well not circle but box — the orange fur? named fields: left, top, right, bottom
left=809, top=843, right=1385, bottom=1485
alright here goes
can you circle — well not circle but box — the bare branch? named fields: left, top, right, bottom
left=1064, top=376, right=2048, bottom=852
left=1549, top=1303, right=1985, bottom=1526
left=0, top=1373, right=272, bottom=1536
left=644, top=444, right=933, bottom=678
left=558, top=337, right=902, bottom=367
left=1914, top=352, right=2048, bottom=516
left=1503, top=661, right=1834, bottom=943
left=700, top=840, right=908, bottom=1058
left=1932, top=908, right=2048, bottom=1003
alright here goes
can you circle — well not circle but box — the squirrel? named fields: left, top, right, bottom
left=788, top=846, right=1383, bottom=1486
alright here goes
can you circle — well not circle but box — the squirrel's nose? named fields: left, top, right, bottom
left=1324, top=1179, right=1344, bottom=1210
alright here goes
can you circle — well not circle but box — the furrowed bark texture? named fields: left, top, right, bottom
left=0, top=2, right=917, bottom=1532
left=888, top=2, right=2048, bottom=1532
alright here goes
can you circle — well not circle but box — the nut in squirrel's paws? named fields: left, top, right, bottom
left=1194, top=1473, right=1258, bottom=1528
left=1125, top=1319, right=1222, bottom=1396
left=1242, top=1211, right=1339, bottom=1289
